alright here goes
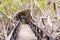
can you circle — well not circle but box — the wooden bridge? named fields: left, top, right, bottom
left=9, top=14, right=59, bottom=40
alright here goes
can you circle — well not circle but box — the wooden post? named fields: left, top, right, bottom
left=46, top=36, right=50, bottom=40
left=40, top=30, right=43, bottom=38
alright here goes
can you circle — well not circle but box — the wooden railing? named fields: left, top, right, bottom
left=28, top=19, right=56, bottom=40
left=10, top=21, right=20, bottom=40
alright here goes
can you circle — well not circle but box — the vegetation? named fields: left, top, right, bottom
left=0, top=0, right=60, bottom=40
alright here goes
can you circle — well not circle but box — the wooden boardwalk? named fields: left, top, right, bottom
left=16, top=23, right=37, bottom=40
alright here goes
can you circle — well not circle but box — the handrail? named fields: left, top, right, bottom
left=6, top=21, right=20, bottom=40
left=27, top=19, right=56, bottom=40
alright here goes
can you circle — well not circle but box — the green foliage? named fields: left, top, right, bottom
left=37, top=1, right=45, bottom=4
left=4, top=0, right=20, bottom=13
left=58, top=0, right=60, bottom=2
left=5, top=0, right=11, bottom=5
left=37, top=0, right=45, bottom=1
left=50, top=6, right=54, bottom=13
left=0, top=4, right=4, bottom=11
left=9, top=5, right=15, bottom=11
left=39, top=5, right=45, bottom=9
left=21, top=0, right=26, bottom=2
left=9, top=3, right=20, bottom=12
left=37, top=0, right=46, bottom=9
left=13, top=3, right=20, bottom=9
left=1, top=12, right=7, bottom=19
